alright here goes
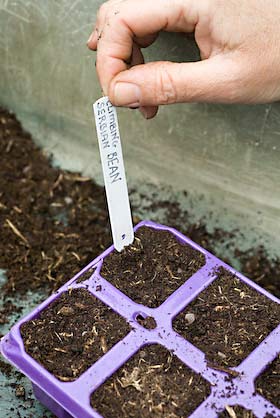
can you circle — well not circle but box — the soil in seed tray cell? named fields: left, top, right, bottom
left=219, top=405, right=256, bottom=418
left=100, top=226, right=206, bottom=307
left=173, top=268, right=280, bottom=368
left=76, top=267, right=96, bottom=283
left=136, top=314, right=157, bottom=330
left=20, top=288, right=131, bottom=381
left=90, top=344, right=211, bottom=418
left=255, top=354, right=280, bottom=409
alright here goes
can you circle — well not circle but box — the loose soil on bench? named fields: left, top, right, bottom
left=90, top=344, right=211, bottom=418
left=100, top=226, right=205, bottom=307
left=20, top=288, right=131, bottom=381
left=173, top=268, right=280, bottom=368
left=255, top=354, right=280, bottom=409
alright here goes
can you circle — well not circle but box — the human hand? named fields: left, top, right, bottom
left=87, top=0, right=280, bottom=119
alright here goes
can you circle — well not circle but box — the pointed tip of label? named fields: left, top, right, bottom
left=93, top=97, right=134, bottom=254
left=115, top=233, right=134, bottom=252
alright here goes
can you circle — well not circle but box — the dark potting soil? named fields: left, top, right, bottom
left=0, top=300, right=22, bottom=325
left=76, top=266, right=96, bottom=283
left=140, top=197, right=280, bottom=299
left=0, top=108, right=111, bottom=298
left=136, top=314, right=157, bottom=329
left=100, top=226, right=206, bottom=307
left=173, top=268, right=280, bottom=368
left=255, top=354, right=280, bottom=409
left=0, top=358, right=14, bottom=377
left=1, top=108, right=280, bottom=416
left=20, top=288, right=131, bottom=381
left=219, top=405, right=256, bottom=418
left=90, top=344, right=211, bottom=418
left=235, top=247, right=280, bottom=299
left=0, top=106, right=279, bottom=310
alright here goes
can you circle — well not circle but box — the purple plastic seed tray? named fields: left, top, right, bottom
left=1, top=220, right=280, bottom=418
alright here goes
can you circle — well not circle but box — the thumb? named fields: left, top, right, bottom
left=108, top=56, right=245, bottom=107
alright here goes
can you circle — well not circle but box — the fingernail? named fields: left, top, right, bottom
left=139, top=107, right=149, bottom=119
left=113, top=82, right=141, bottom=107
left=87, top=31, right=96, bottom=45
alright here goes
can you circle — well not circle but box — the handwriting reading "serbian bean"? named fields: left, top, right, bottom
left=93, top=96, right=134, bottom=251
left=96, top=99, right=121, bottom=184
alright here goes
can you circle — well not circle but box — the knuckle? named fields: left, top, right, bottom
left=155, top=64, right=178, bottom=104
left=97, top=3, right=106, bottom=19
left=98, top=2, right=108, bottom=15
left=96, top=5, right=106, bottom=25
left=100, top=0, right=123, bottom=20
left=97, top=0, right=116, bottom=22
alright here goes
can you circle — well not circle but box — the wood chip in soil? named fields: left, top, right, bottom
left=255, top=354, right=280, bottom=409
left=219, top=405, right=256, bottom=418
left=173, top=268, right=280, bottom=368
left=100, top=226, right=205, bottom=308
left=20, top=288, right=131, bottom=381
left=90, top=344, right=211, bottom=418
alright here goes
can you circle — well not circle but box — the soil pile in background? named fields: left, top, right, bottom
left=0, top=107, right=111, bottom=298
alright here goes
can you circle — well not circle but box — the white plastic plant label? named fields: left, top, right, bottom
left=93, top=96, right=134, bottom=252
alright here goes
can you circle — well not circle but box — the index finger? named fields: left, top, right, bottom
left=95, top=0, right=198, bottom=94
